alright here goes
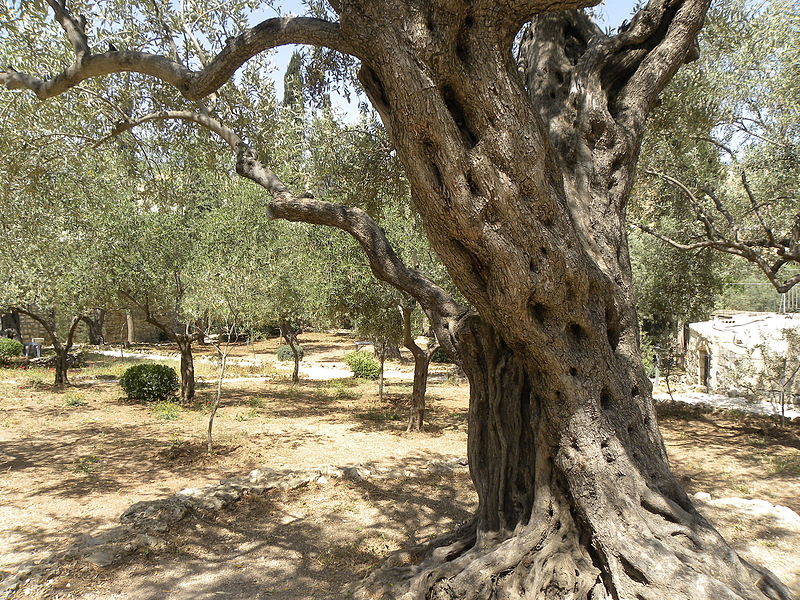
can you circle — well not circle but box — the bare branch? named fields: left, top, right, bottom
left=45, top=0, right=90, bottom=58
left=2, top=7, right=359, bottom=102
left=740, top=171, right=777, bottom=247
left=644, top=170, right=730, bottom=241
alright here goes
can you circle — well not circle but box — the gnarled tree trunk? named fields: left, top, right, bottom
left=345, top=3, right=789, bottom=599
left=80, top=308, right=106, bottom=345
left=6, top=1, right=790, bottom=597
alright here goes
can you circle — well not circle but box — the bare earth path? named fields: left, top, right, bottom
left=1, top=333, right=798, bottom=598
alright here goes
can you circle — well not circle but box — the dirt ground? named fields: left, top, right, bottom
left=1, top=332, right=798, bottom=598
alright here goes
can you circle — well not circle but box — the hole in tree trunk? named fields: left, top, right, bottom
left=441, top=84, right=478, bottom=149
left=529, top=302, right=547, bottom=325
left=569, top=367, right=578, bottom=377
left=455, top=16, right=473, bottom=63
left=600, top=388, right=612, bottom=410
left=568, top=323, right=585, bottom=344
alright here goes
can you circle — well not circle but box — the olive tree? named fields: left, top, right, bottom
left=2, top=1, right=791, bottom=598
left=633, top=0, right=800, bottom=294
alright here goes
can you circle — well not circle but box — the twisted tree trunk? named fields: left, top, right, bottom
left=5, top=1, right=791, bottom=597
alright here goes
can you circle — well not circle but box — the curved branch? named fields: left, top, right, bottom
left=2, top=9, right=360, bottom=102
left=14, top=307, right=60, bottom=348
left=98, top=109, right=463, bottom=320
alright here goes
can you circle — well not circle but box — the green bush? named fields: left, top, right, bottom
left=119, top=363, right=179, bottom=402
left=0, top=338, right=24, bottom=359
left=344, top=351, right=381, bottom=380
left=430, top=347, right=455, bottom=364
left=276, top=344, right=304, bottom=362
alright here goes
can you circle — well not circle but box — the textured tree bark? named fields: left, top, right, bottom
left=345, top=3, right=790, bottom=599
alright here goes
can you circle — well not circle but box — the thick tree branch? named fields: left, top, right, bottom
left=98, top=110, right=463, bottom=321
left=45, top=0, right=90, bottom=58
left=614, top=0, right=709, bottom=120
left=2, top=7, right=359, bottom=102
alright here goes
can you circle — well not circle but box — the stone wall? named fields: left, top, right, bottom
left=15, top=309, right=170, bottom=344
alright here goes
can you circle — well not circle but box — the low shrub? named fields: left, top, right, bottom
left=430, top=347, right=455, bottom=364
left=344, top=351, right=381, bottom=380
left=0, top=338, right=24, bottom=360
left=276, top=344, right=304, bottom=362
left=119, top=363, right=179, bottom=402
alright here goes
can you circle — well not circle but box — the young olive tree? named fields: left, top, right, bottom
left=3, top=1, right=793, bottom=598
left=0, top=97, right=119, bottom=384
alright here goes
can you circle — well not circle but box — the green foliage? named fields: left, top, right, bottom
left=119, top=363, right=179, bottom=403
left=0, top=338, right=23, bottom=359
left=152, top=401, right=182, bottom=421
left=632, top=0, right=799, bottom=299
left=276, top=344, right=305, bottom=362
left=640, top=332, right=657, bottom=376
left=74, top=455, right=101, bottom=474
left=324, top=379, right=359, bottom=400
left=63, top=392, right=88, bottom=407
left=344, top=351, right=381, bottom=380
left=430, top=347, right=455, bottom=364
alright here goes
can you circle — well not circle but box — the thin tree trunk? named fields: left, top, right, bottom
left=279, top=321, right=301, bottom=384
left=401, top=303, right=435, bottom=432
left=176, top=336, right=196, bottom=404
left=378, top=350, right=386, bottom=403
left=125, top=310, right=135, bottom=346
left=207, top=353, right=227, bottom=453
left=53, top=345, right=70, bottom=386
left=407, top=350, right=430, bottom=432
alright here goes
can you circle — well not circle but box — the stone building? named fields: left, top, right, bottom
left=686, top=311, right=800, bottom=394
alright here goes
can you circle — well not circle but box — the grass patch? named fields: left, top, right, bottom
left=766, top=455, right=800, bottom=476
left=152, top=401, right=182, bottom=421
left=63, top=392, right=88, bottom=407
left=247, top=396, right=265, bottom=409
left=234, top=408, right=259, bottom=422
left=74, top=455, right=101, bottom=473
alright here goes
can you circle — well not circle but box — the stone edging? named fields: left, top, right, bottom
left=0, top=457, right=468, bottom=599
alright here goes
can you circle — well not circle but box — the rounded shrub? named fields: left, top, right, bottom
left=276, top=344, right=304, bottom=362
left=119, top=363, right=179, bottom=402
left=0, top=338, right=24, bottom=359
left=344, top=351, right=381, bottom=380
left=430, top=347, right=455, bottom=364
